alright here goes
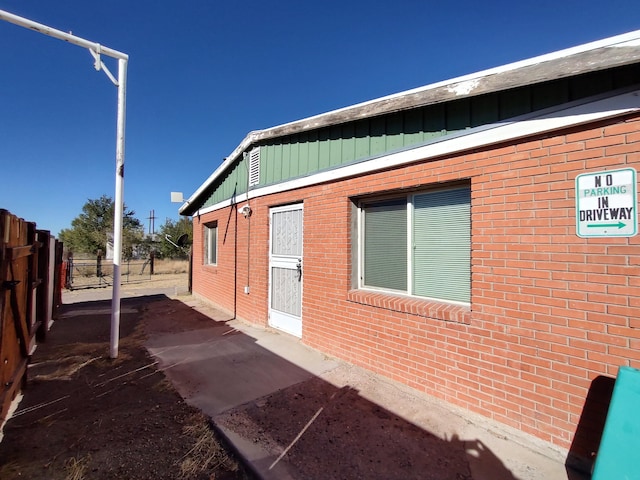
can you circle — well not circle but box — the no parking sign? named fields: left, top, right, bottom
left=575, top=168, right=637, bottom=238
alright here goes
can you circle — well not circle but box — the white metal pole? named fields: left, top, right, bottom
left=110, top=57, right=127, bottom=358
left=0, top=10, right=127, bottom=61
left=0, top=9, right=129, bottom=358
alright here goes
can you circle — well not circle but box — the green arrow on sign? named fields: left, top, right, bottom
left=587, top=222, right=626, bottom=229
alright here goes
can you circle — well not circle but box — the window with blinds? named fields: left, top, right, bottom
left=360, top=185, right=470, bottom=304
left=363, top=198, right=407, bottom=291
left=204, top=222, right=217, bottom=265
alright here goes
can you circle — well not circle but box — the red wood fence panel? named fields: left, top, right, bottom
left=0, top=209, right=62, bottom=423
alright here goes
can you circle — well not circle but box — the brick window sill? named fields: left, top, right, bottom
left=347, top=289, right=471, bottom=324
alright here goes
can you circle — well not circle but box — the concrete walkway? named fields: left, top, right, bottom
left=144, top=295, right=586, bottom=480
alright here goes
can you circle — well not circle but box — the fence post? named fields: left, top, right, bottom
left=96, top=249, right=102, bottom=278
left=188, top=246, right=193, bottom=293
left=35, top=229, right=50, bottom=342
left=65, top=252, right=73, bottom=289
left=54, top=241, right=63, bottom=314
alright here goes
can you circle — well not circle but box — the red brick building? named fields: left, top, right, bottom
left=181, top=31, right=640, bottom=472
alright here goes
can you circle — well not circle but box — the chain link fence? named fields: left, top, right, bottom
left=65, top=253, right=156, bottom=290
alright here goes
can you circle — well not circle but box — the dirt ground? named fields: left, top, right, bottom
left=141, top=279, right=476, bottom=479
left=0, top=273, right=252, bottom=480
left=1, top=271, right=484, bottom=479
left=215, top=378, right=474, bottom=480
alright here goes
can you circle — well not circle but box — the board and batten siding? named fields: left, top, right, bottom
left=199, top=64, right=640, bottom=211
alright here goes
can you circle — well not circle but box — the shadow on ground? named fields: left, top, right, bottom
left=143, top=295, right=520, bottom=480
left=1, top=291, right=550, bottom=479
left=0, top=295, right=248, bottom=480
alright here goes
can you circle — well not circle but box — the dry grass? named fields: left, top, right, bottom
left=0, top=444, right=91, bottom=479
left=154, top=259, right=189, bottom=275
left=0, top=462, right=21, bottom=478
left=30, top=356, right=99, bottom=381
left=180, top=414, right=239, bottom=479
left=64, top=456, right=89, bottom=480
left=29, top=318, right=152, bottom=388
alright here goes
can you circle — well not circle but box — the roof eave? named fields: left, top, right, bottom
left=181, top=29, right=640, bottom=216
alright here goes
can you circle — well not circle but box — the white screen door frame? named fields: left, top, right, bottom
left=268, top=203, right=304, bottom=337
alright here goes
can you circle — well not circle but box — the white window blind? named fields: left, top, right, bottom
left=412, top=188, right=471, bottom=303
left=363, top=198, right=407, bottom=291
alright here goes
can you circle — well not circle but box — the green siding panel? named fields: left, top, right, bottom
left=355, top=120, right=371, bottom=159
left=282, top=138, right=292, bottom=179
left=238, top=158, right=248, bottom=195
left=329, top=126, right=342, bottom=167
left=196, top=65, right=640, bottom=207
left=471, top=95, right=499, bottom=127
left=423, top=103, right=446, bottom=140
left=446, top=100, right=471, bottom=132
left=404, top=109, right=425, bottom=146
left=386, top=112, right=404, bottom=151
left=265, top=142, right=274, bottom=183
left=297, top=132, right=310, bottom=176
left=318, top=129, right=331, bottom=170
left=290, top=138, right=300, bottom=177
left=533, top=80, right=569, bottom=110
left=202, top=156, right=250, bottom=208
left=341, top=123, right=356, bottom=164
left=370, top=116, right=387, bottom=156
left=293, top=139, right=301, bottom=177
left=307, top=130, right=320, bottom=173
left=499, top=87, right=531, bottom=119
left=273, top=142, right=284, bottom=183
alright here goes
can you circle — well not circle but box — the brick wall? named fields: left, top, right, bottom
left=192, top=113, right=640, bottom=450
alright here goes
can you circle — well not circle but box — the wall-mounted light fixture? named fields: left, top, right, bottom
left=240, top=204, right=252, bottom=218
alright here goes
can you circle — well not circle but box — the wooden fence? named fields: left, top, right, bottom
left=0, top=209, right=63, bottom=423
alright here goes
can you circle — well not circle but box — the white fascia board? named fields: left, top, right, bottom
left=192, top=89, right=640, bottom=217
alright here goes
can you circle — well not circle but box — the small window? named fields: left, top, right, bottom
left=204, top=222, right=217, bottom=265
left=360, top=185, right=470, bottom=304
left=249, top=147, right=260, bottom=187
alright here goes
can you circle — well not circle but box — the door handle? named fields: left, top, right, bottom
left=296, top=259, right=302, bottom=281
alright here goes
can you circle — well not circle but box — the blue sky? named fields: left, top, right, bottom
left=1, top=1, right=639, bottom=237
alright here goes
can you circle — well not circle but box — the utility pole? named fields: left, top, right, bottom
left=147, top=209, right=157, bottom=235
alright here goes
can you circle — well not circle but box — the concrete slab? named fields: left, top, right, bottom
left=147, top=321, right=339, bottom=416
left=145, top=296, right=586, bottom=480
left=148, top=327, right=330, bottom=416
